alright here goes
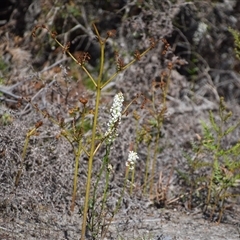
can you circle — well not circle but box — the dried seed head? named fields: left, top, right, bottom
left=140, top=96, right=148, bottom=109
left=51, top=31, right=57, bottom=39
left=116, top=58, right=124, bottom=71
left=62, top=42, right=70, bottom=54
left=133, top=111, right=140, bottom=120
left=32, top=25, right=43, bottom=37
left=35, top=121, right=43, bottom=129
left=107, top=29, right=116, bottom=38
left=134, top=50, right=141, bottom=61
left=114, top=51, right=124, bottom=71
left=149, top=38, right=157, bottom=49
left=42, top=24, right=48, bottom=29
left=68, top=107, right=79, bottom=115
left=42, top=109, right=49, bottom=118
left=79, top=97, right=88, bottom=105
left=161, top=38, right=171, bottom=55
left=77, top=51, right=91, bottom=65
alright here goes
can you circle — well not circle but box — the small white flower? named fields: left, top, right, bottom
left=105, top=92, right=124, bottom=143
left=126, top=150, right=139, bottom=170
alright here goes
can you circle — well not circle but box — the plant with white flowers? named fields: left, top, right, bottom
left=33, top=23, right=156, bottom=239
left=126, top=150, right=139, bottom=170
left=105, top=92, right=124, bottom=144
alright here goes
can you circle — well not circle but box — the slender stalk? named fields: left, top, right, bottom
left=130, top=163, right=136, bottom=194
left=130, top=124, right=139, bottom=195
left=70, top=143, right=83, bottom=212
left=91, top=144, right=111, bottom=232
left=97, top=147, right=111, bottom=236
left=143, top=144, right=151, bottom=195
left=15, top=127, right=37, bottom=187
left=206, top=107, right=223, bottom=208
left=162, top=70, right=171, bottom=107
left=71, top=104, right=88, bottom=211
left=149, top=121, right=161, bottom=195
left=81, top=33, right=105, bottom=240
left=206, top=136, right=221, bottom=207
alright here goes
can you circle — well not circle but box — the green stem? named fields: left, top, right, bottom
left=149, top=122, right=161, bottom=195
left=70, top=142, right=83, bottom=212
left=15, top=127, right=36, bottom=187
left=206, top=114, right=223, bottom=208
left=81, top=39, right=105, bottom=240
left=71, top=104, right=88, bottom=211
left=91, top=144, right=111, bottom=232
left=143, top=144, right=151, bottom=195
left=98, top=150, right=111, bottom=236
left=130, top=124, right=139, bottom=195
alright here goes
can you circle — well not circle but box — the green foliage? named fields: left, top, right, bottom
left=66, top=4, right=82, bottom=18
left=202, top=98, right=240, bottom=222
left=229, top=27, right=240, bottom=61
left=178, top=97, right=240, bottom=222
left=0, top=112, right=13, bottom=125
left=0, top=58, right=9, bottom=85
left=0, top=58, right=8, bottom=73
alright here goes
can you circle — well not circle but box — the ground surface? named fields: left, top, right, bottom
left=0, top=1, right=240, bottom=240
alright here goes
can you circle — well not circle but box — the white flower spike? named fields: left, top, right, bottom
left=105, top=92, right=124, bottom=143
left=126, top=150, right=139, bottom=170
